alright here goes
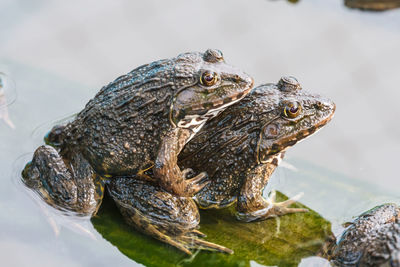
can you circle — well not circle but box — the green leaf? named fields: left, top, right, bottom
left=92, top=192, right=332, bottom=267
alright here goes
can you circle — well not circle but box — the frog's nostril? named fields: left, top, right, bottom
left=314, top=100, right=336, bottom=113
left=314, top=102, right=323, bottom=110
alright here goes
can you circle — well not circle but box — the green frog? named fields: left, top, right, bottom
left=327, top=203, right=400, bottom=267
left=22, top=49, right=254, bottom=212
left=108, top=77, right=335, bottom=254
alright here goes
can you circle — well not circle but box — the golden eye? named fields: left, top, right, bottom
left=200, top=71, right=218, bottom=86
left=283, top=102, right=302, bottom=118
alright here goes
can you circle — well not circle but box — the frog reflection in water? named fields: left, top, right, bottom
left=108, top=77, right=335, bottom=253
left=22, top=48, right=253, bottom=212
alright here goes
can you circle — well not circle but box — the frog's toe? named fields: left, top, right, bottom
left=181, top=168, right=195, bottom=178
left=164, top=236, right=193, bottom=255
left=147, top=224, right=231, bottom=255
left=237, top=191, right=308, bottom=222
left=179, top=235, right=233, bottom=254
left=184, top=172, right=210, bottom=196
left=188, top=229, right=206, bottom=238
left=269, top=192, right=308, bottom=215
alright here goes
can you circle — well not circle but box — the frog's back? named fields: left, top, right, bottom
left=179, top=98, right=259, bottom=208
left=63, top=57, right=183, bottom=175
left=59, top=49, right=254, bottom=177
left=180, top=81, right=336, bottom=209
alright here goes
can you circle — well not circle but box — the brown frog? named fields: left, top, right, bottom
left=326, top=203, right=400, bottom=267
left=22, top=49, right=254, bottom=213
left=179, top=76, right=335, bottom=221
left=22, top=76, right=334, bottom=254
left=108, top=77, right=335, bottom=253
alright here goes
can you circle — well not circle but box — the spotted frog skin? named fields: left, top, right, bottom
left=107, top=77, right=335, bottom=254
left=179, top=76, right=335, bottom=221
left=108, top=177, right=233, bottom=255
left=22, top=76, right=335, bottom=255
left=22, top=49, right=254, bottom=208
left=328, top=203, right=400, bottom=267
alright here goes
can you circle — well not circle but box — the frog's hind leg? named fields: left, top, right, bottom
left=108, top=177, right=232, bottom=255
left=22, top=145, right=105, bottom=216
left=236, top=162, right=308, bottom=222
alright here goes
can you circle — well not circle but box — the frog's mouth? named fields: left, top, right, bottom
left=188, top=85, right=253, bottom=114
left=257, top=104, right=335, bottom=164
left=171, top=83, right=253, bottom=128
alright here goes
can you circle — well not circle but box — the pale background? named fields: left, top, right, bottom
left=1, top=0, right=399, bottom=266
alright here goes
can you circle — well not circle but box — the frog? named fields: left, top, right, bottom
left=178, top=76, right=336, bottom=221
left=22, top=48, right=254, bottom=212
left=22, top=76, right=334, bottom=254
left=326, top=203, right=400, bottom=267
left=107, top=76, right=335, bottom=254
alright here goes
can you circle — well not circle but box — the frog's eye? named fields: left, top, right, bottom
left=200, top=71, right=218, bottom=87
left=283, top=102, right=302, bottom=118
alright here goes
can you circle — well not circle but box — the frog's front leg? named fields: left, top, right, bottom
left=236, top=155, right=307, bottom=222
left=22, top=145, right=104, bottom=215
left=154, top=127, right=208, bottom=197
left=108, top=177, right=232, bottom=255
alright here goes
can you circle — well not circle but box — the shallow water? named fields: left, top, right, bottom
left=1, top=1, right=399, bottom=266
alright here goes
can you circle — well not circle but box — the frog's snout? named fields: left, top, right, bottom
left=315, top=99, right=335, bottom=112
left=242, top=73, right=254, bottom=90
left=231, top=71, right=254, bottom=99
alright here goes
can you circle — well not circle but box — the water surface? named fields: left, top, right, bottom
left=1, top=1, right=399, bottom=266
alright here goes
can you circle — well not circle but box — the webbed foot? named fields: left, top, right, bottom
left=146, top=225, right=232, bottom=255
left=109, top=177, right=232, bottom=255
left=237, top=191, right=308, bottom=222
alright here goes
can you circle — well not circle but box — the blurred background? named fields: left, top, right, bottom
left=0, top=0, right=399, bottom=266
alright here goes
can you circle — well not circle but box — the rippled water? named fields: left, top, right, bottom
left=1, top=1, right=399, bottom=266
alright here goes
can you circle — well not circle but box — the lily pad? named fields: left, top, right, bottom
left=92, top=192, right=332, bottom=267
